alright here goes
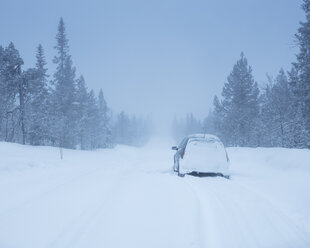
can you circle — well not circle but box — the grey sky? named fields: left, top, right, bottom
left=0, top=0, right=304, bottom=131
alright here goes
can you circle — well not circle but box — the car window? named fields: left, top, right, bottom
left=178, top=138, right=189, bottom=149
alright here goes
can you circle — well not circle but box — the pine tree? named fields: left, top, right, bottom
left=98, top=89, right=111, bottom=148
left=113, top=111, right=131, bottom=145
left=51, top=18, right=77, bottom=149
left=185, top=113, right=202, bottom=135
left=212, top=95, right=225, bottom=139
left=28, top=44, right=50, bottom=145
left=288, top=67, right=310, bottom=147
left=291, top=0, right=310, bottom=147
left=86, top=89, right=100, bottom=149
left=0, top=45, right=5, bottom=139
left=19, top=68, right=38, bottom=144
left=75, top=75, right=88, bottom=149
left=271, top=69, right=293, bottom=146
left=171, top=114, right=202, bottom=142
left=203, top=109, right=216, bottom=135
left=259, top=69, right=294, bottom=147
left=0, top=43, right=24, bottom=142
left=213, top=53, right=260, bottom=146
left=0, top=20, right=116, bottom=150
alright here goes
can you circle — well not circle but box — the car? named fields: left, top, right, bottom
left=172, top=133, right=230, bottom=178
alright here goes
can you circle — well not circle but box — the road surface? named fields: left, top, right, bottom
left=0, top=141, right=309, bottom=248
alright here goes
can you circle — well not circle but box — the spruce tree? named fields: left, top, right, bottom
left=203, top=109, right=216, bottom=135
left=259, top=69, right=294, bottom=147
left=28, top=44, right=50, bottom=145
left=213, top=53, right=260, bottom=146
left=291, top=0, right=310, bottom=147
left=288, top=67, right=310, bottom=147
left=0, top=43, right=24, bottom=142
left=75, top=75, right=88, bottom=149
left=86, top=89, right=100, bottom=149
left=113, top=111, right=130, bottom=145
left=19, top=68, right=38, bottom=144
left=51, top=18, right=77, bottom=149
left=98, top=89, right=111, bottom=148
left=0, top=45, right=5, bottom=138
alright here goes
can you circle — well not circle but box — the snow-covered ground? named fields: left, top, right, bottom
left=0, top=140, right=309, bottom=248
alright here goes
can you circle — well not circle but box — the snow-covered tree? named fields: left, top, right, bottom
left=27, top=44, right=50, bottom=145
left=288, top=67, right=310, bottom=148
left=0, top=19, right=118, bottom=150
left=97, top=89, right=112, bottom=148
left=0, top=43, right=24, bottom=142
left=85, top=89, right=100, bottom=149
left=75, top=75, right=88, bottom=149
left=213, top=53, right=260, bottom=146
left=51, top=18, right=77, bottom=149
left=203, top=109, right=216, bottom=135
left=290, top=0, right=310, bottom=147
left=259, top=69, right=296, bottom=147
left=113, top=111, right=131, bottom=145
left=112, top=112, right=151, bottom=147
left=171, top=113, right=202, bottom=142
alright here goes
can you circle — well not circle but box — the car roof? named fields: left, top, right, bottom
left=186, top=133, right=221, bottom=142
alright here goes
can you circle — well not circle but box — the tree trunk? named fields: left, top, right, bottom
left=19, top=78, right=26, bottom=145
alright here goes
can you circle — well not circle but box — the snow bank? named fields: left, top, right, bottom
left=228, top=147, right=310, bottom=172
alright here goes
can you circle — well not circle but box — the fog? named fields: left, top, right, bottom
left=2, top=2, right=310, bottom=247
left=0, top=0, right=303, bottom=136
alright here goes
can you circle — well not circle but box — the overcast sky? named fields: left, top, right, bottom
left=0, top=0, right=304, bottom=132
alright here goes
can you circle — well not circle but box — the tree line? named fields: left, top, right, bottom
left=0, top=18, right=151, bottom=149
left=173, top=0, right=310, bottom=149
left=172, top=114, right=202, bottom=142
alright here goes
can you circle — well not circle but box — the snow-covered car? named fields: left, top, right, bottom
left=172, top=134, right=230, bottom=178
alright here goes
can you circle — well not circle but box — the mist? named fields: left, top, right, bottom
left=2, top=1, right=310, bottom=247
left=0, top=0, right=303, bottom=139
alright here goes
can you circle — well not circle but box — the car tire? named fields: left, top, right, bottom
left=178, top=172, right=185, bottom=177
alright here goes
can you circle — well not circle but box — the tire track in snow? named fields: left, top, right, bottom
left=184, top=175, right=309, bottom=248
left=230, top=179, right=310, bottom=246
left=0, top=165, right=105, bottom=218
left=48, top=171, right=131, bottom=248
left=183, top=177, right=223, bottom=248
left=68, top=171, right=203, bottom=248
left=0, top=161, right=133, bottom=248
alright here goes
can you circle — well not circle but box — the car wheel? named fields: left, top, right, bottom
left=178, top=172, right=185, bottom=177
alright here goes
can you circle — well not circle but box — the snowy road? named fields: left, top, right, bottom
left=0, top=141, right=309, bottom=248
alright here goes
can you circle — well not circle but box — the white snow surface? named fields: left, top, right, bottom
left=0, top=140, right=310, bottom=248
